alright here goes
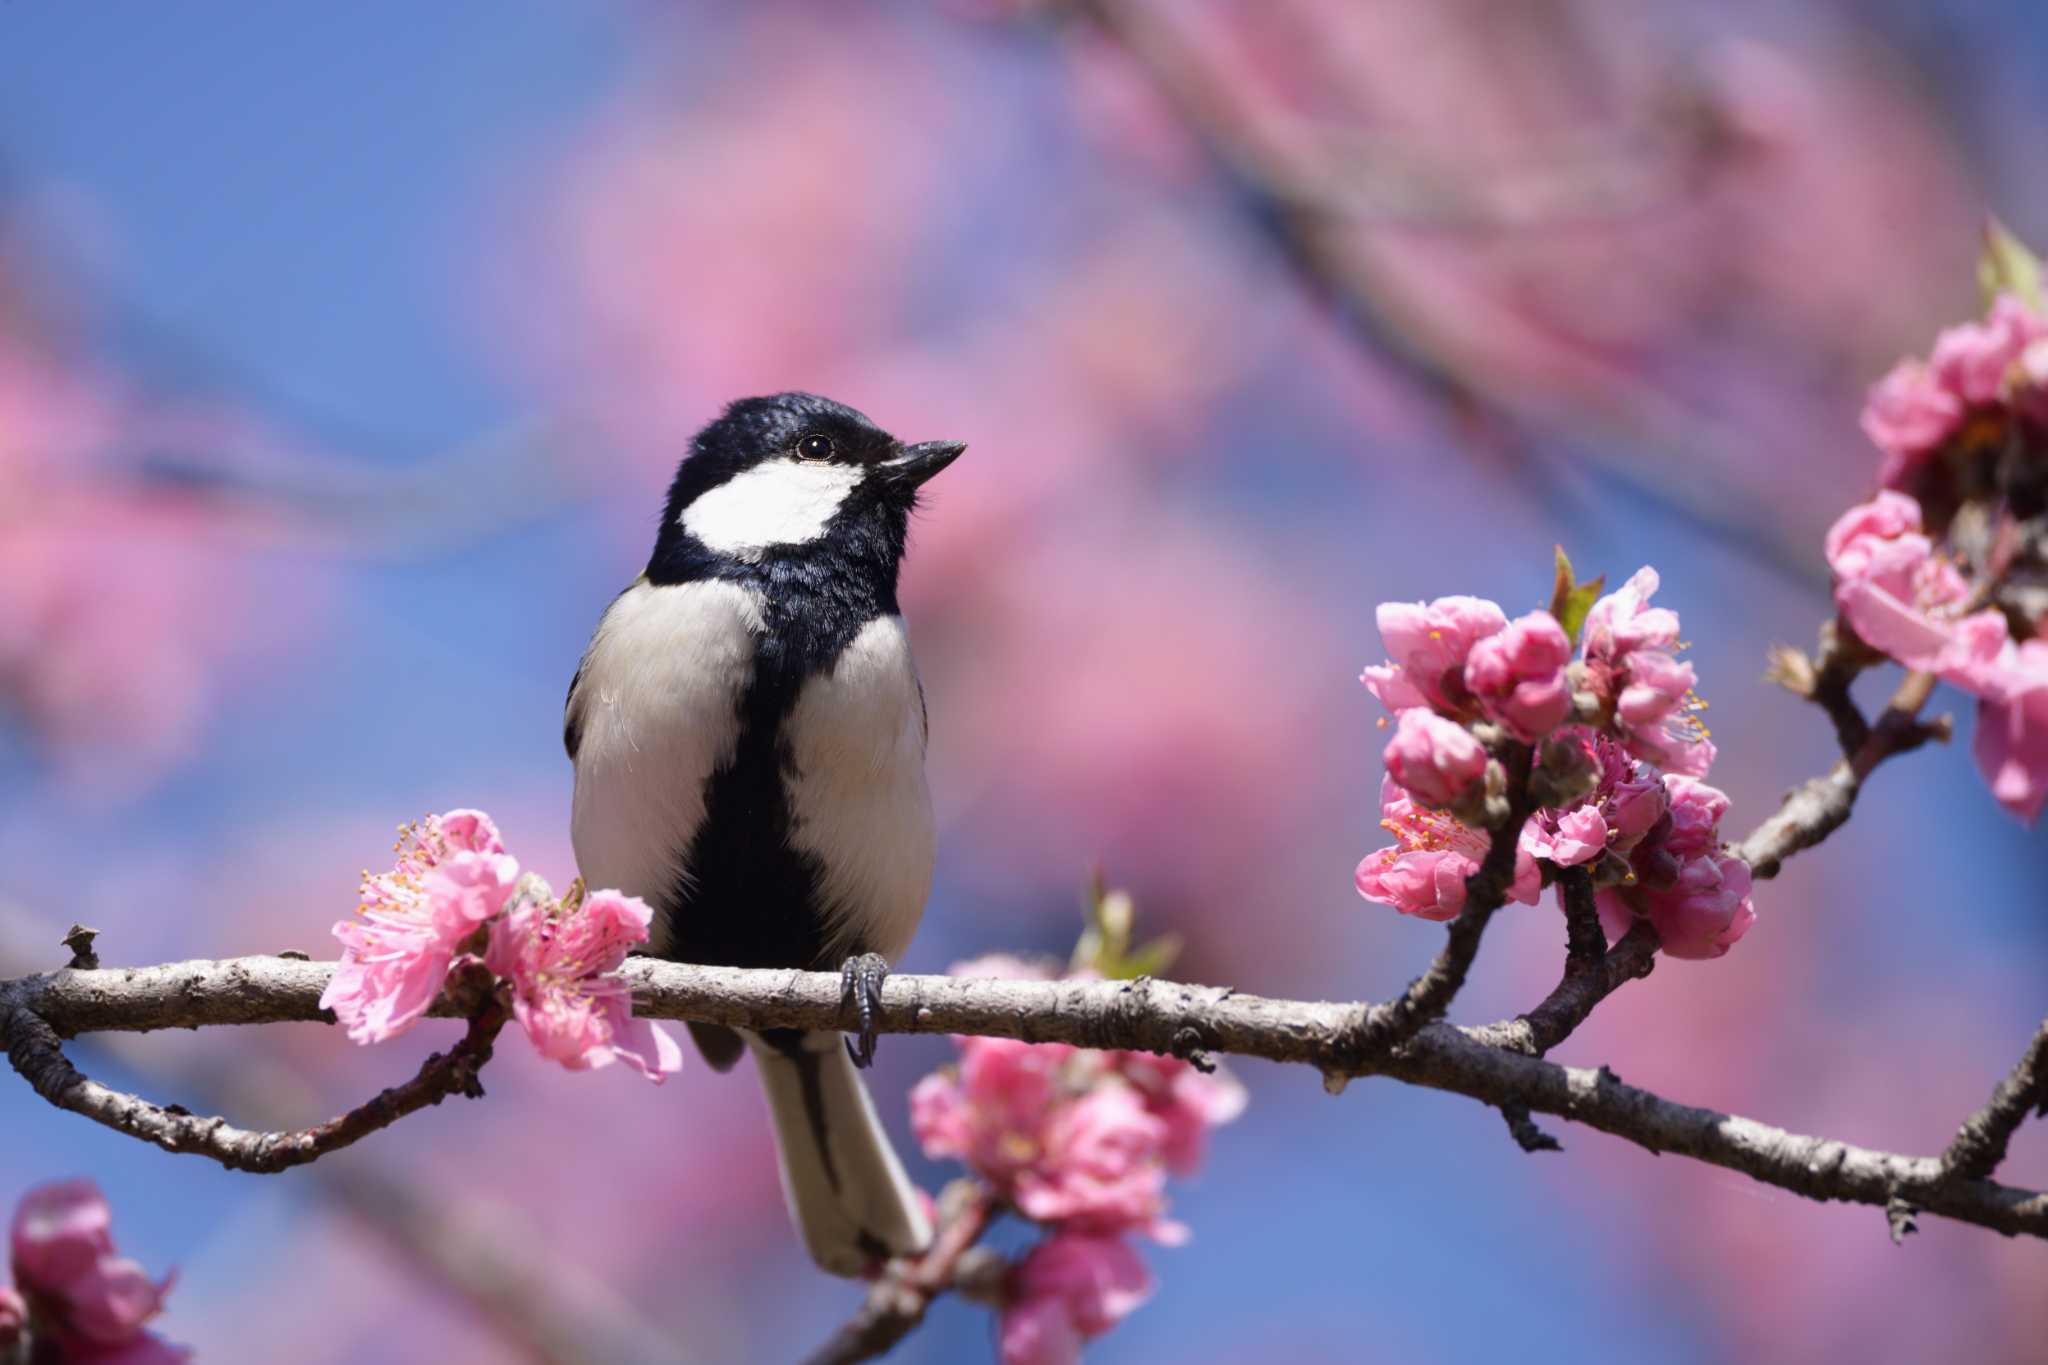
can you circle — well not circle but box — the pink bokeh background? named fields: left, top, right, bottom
left=0, top=2, right=2042, bottom=1361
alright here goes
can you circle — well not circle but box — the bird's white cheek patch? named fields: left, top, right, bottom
left=682, top=459, right=862, bottom=555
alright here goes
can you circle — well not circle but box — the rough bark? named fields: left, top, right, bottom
left=3, top=953, right=2041, bottom=1241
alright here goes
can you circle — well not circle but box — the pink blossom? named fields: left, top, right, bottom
left=0, top=1285, right=21, bottom=1348
left=1823, top=492, right=2001, bottom=680
left=1612, top=649, right=1713, bottom=775
left=487, top=889, right=683, bottom=1081
left=1522, top=732, right=1667, bottom=869
left=9, top=1181, right=186, bottom=1360
left=1464, top=611, right=1572, bottom=741
left=999, top=1296, right=1085, bottom=1365
left=1581, top=567, right=1681, bottom=662
left=908, top=1070, right=980, bottom=1163
left=913, top=963, right=1242, bottom=1245
left=1929, top=293, right=2048, bottom=405
left=917, top=1036, right=1245, bottom=1187
left=999, top=1232, right=1154, bottom=1365
left=1112, top=1050, right=1249, bottom=1176
left=1578, top=569, right=1714, bottom=775
left=1601, top=852, right=1757, bottom=960
left=1583, top=766, right=1752, bottom=959
left=1011, top=1084, right=1173, bottom=1234
left=1522, top=804, right=1609, bottom=866
left=1361, top=595, right=1507, bottom=714
left=321, top=810, right=521, bottom=1045
left=1861, top=358, right=1963, bottom=486
left=1382, top=709, right=1488, bottom=809
left=912, top=1034, right=1080, bottom=1180
left=1661, top=775, right=1731, bottom=856
left=1356, top=778, right=1540, bottom=920
left=1861, top=295, right=2048, bottom=486
left=1971, top=638, right=2048, bottom=824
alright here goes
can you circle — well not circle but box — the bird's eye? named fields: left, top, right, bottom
left=796, top=433, right=835, bottom=462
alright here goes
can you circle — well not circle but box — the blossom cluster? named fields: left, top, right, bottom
left=1841, top=257, right=2048, bottom=823
left=321, top=810, right=682, bottom=1081
left=1355, top=571, right=1755, bottom=960
left=909, top=955, right=1246, bottom=1364
left=3, top=1180, right=186, bottom=1362
left=1861, top=291, right=2048, bottom=493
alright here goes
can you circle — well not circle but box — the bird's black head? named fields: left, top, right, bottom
left=647, top=392, right=965, bottom=588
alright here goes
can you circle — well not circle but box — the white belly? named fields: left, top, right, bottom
left=569, top=578, right=764, bottom=954
left=784, top=615, right=935, bottom=963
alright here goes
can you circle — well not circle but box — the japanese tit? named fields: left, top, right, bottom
left=565, top=392, right=964, bottom=1275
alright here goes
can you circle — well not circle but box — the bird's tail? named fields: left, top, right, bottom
left=747, top=1029, right=932, bottom=1276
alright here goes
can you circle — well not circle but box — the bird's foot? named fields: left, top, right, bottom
left=840, top=953, right=890, bottom=1069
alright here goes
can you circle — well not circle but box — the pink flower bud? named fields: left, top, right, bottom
left=1646, top=852, right=1757, bottom=959
left=1972, top=638, right=2048, bottom=825
left=1361, top=595, right=1508, bottom=714
left=1012, top=1085, right=1172, bottom=1233
left=1823, top=489, right=1922, bottom=561
left=1113, top=1051, right=1249, bottom=1176
left=1521, top=731, right=1670, bottom=873
left=1577, top=569, right=1713, bottom=774
left=1382, top=710, right=1488, bottom=809
left=1521, top=804, right=1608, bottom=866
left=1598, top=850, right=1755, bottom=960
left=1604, top=773, right=1669, bottom=844
left=435, top=808, right=506, bottom=855
left=1465, top=611, right=1572, bottom=741
left=1930, top=293, right=2048, bottom=405
left=1581, top=568, right=1680, bottom=663
left=1615, top=650, right=1696, bottom=730
left=1000, top=1233, right=1153, bottom=1365
left=1825, top=493, right=2009, bottom=690
left=9, top=1181, right=185, bottom=1359
left=1357, top=779, right=1541, bottom=920
left=10, top=1179, right=114, bottom=1290
left=1661, top=775, right=1731, bottom=856
left=1862, top=359, right=1963, bottom=488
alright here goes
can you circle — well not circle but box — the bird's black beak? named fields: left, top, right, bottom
left=885, top=440, right=967, bottom=489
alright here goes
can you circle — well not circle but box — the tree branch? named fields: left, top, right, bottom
left=1477, top=878, right=1656, bottom=1154
left=1942, top=1015, right=2048, bottom=1183
left=1332, top=749, right=1536, bottom=1068
left=2, top=964, right=505, bottom=1173
left=1470, top=919, right=1660, bottom=1059
left=1554, top=866, right=1609, bottom=979
left=801, top=1183, right=1000, bottom=1365
left=4, top=954, right=2042, bottom=1241
left=0, top=906, right=693, bottom=1365
left=1738, top=664, right=1946, bottom=879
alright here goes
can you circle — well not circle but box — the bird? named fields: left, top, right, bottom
left=564, top=392, right=963, bottom=1276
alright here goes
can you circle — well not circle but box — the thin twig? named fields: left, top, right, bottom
left=801, top=1184, right=999, bottom=1365
left=3, top=965, right=505, bottom=1173
left=1942, top=1016, right=2048, bottom=1183
left=1471, top=920, right=1661, bottom=1060
left=4, top=954, right=2043, bottom=1241
left=1555, top=866, right=1608, bottom=978
left=1480, top=887, right=1655, bottom=1155
left=1738, top=667, right=1946, bottom=879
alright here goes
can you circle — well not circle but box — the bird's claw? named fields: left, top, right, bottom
left=840, top=953, right=889, bottom=1069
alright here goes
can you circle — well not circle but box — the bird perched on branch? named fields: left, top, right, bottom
left=565, top=393, right=964, bottom=1274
